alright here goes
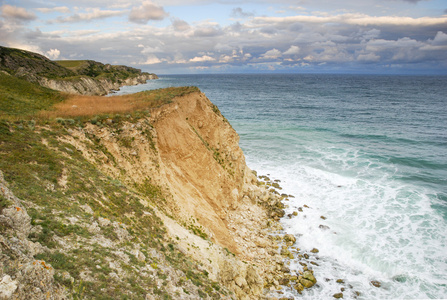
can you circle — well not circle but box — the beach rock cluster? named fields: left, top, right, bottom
left=224, top=172, right=322, bottom=299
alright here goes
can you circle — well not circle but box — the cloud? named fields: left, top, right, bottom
left=399, top=0, right=425, bottom=2
left=46, top=48, right=60, bottom=60
left=431, top=31, right=447, bottom=45
left=129, top=1, right=168, bottom=24
left=5, top=1, right=445, bottom=74
left=190, top=55, right=215, bottom=62
left=357, top=52, right=380, bottom=62
left=252, top=14, right=447, bottom=27
left=54, top=8, right=124, bottom=23
left=143, top=54, right=162, bottom=64
left=219, top=54, right=234, bottom=63
left=283, top=45, right=300, bottom=55
left=261, top=48, right=282, bottom=59
left=231, top=7, right=254, bottom=18
left=193, top=24, right=222, bottom=37
left=36, top=7, right=70, bottom=14
left=1, top=4, right=36, bottom=21
left=139, top=45, right=163, bottom=54
left=172, top=18, right=190, bottom=31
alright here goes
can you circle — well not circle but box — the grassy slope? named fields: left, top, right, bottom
left=0, top=73, right=66, bottom=117
left=0, top=46, right=153, bottom=91
left=0, top=79, right=224, bottom=299
left=55, top=60, right=87, bottom=69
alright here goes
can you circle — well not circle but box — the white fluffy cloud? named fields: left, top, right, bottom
left=261, top=48, right=282, bottom=59
left=46, top=48, right=61, bottom=60
left=36, top=7, right=70, bottom=14
left=129, top=1, right=168, bottom=24
left=55, top=8, right=124, bottom=23
left=190, top=55, right=215, bottom=62
left=1, top=4, right=36, bottom=21
left=283, top=45, right=300, bottom=55
left=143, top=54, right=162, bottom=64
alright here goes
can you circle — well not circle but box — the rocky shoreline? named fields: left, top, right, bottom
left=228, top=171, right=319, bottom=299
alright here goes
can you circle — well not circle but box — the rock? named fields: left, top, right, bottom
left=300, top=278, right=315, bottom=288
left=234, top=275, right=247, bottom=288
left=133, top=249, right=146, bottom=262
left=319, top=224, right=330, bottom=230
left=280, top=248, right=294, bottom=259
left=310, top=248, right=319, bottom=253
left=0, top=275, right=18, bottom=298
left=304, top=253, right=310, bottom=259
left=294, top=283, right=304, bottom=294
left=336, top=279, right=345, bottom=284
left=255, top=237, right=269, bottom=248
left=333, top=292, right=344, bottom=298
left=61, top=271, right=74, bottom=284
left=283, top=234, right=296, bottom=245
left=320, top=216, right=327, bottom=220
left=278, top=277, right=290, bottom=285
left=299, top=271, right=317, bottom=288
left=98, top=216, right=111, bottom=226
left=87, top=221, right=101, bottom=234
left=371, top=280, right=381, bottom=288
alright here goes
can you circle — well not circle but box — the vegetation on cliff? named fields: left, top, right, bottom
left=0, top=46, right=157, bottom=96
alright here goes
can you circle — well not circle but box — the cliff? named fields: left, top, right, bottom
left=0, top=79, right=306, bottom=299
left=0, top=54, right=317, bottom=299
left=0, top=46, right=157, bottom=96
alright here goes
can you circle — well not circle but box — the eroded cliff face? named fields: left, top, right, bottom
left=37, top=73, right=158, bottom=96
left=1, top=91, right=292, bottom=299
left=59, top=91, right=287, bottom=298
left=152, top=92, right=248, bottom=253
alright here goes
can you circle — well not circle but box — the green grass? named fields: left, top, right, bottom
left=55, top=60, right=88, bottom=69
left=0, top=73, right=66, bottom=117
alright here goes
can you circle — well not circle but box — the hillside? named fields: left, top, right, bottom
left=0, top=54, right=318, bottom=299
left=0, top=46, right=157, bottom=96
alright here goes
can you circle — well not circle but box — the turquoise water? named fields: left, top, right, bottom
left=116, top=74, right=447, bottom=299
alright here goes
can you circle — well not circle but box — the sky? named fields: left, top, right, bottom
left=1, top=0, right=447, bottom=74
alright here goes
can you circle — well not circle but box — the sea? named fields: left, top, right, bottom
left=114, top=74, right=447, bottom=299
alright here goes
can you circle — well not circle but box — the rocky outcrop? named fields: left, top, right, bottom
left=0, top=171, right=67, bottom=299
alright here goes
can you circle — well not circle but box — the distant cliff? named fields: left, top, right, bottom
left=0, top=46, right=157, bottom=95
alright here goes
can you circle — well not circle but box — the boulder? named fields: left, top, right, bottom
left=299, top=271, right=317, bottom=288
